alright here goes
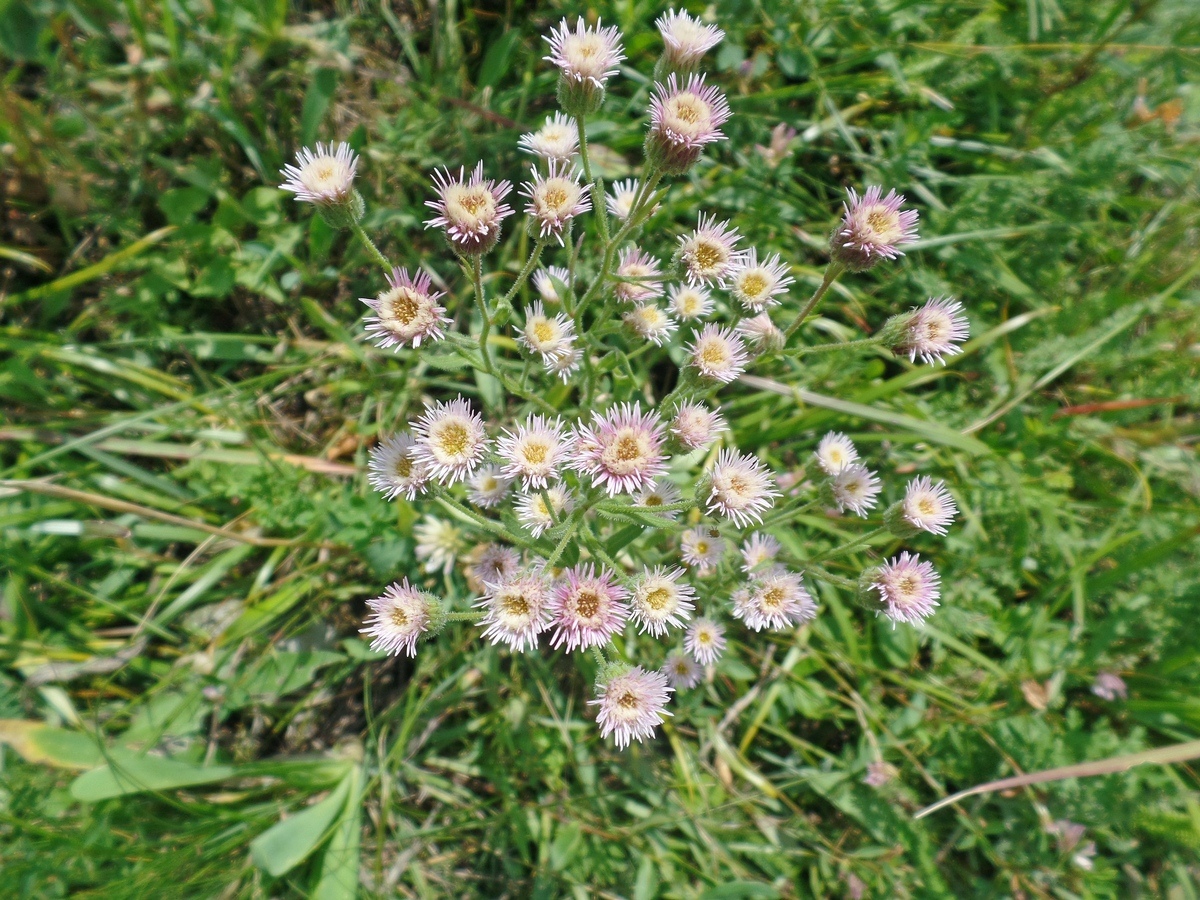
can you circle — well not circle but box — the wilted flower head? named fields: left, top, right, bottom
left=549, top=564, right=631, bottom=652
left=662, top=650, right=702, bottom=689
left=476, top=570, right=552, bottom=652
left=864, top=760, right=898, bottom=788
left=670, top=401, right=726, bottom=451
left=888, top=297, right=970, bottom=365
left=685, top=617, right=726, bottom=665
left=736, top=313, right=784, bottom=352
left=646, top=74, right=732, bottom=174
left=680, top=526, right=726, bottom=575
left=1045, top=820, right=1097, bottom=870
left=668, top=283, right=713, bottom=321
left=624, top=303, right=677, bottom=345
left=544, top=17, right=625, bottom=89
left=466, top=466, right=513, bottom=508
left=678, top=214, right=744, bottom=286
left=1092, top=672, right=1128, bottom=701
left=606, top=178, right=644, bottom=221
left=655, top=9, right=724, bottom=71
left=361, top=579, right=438, bottom=657
left=425, top=162, right=514, bottom=255
left=636, top=478, right=682, bottom=516
left=755, top=122, right=798, bottom=167
left=362, top=267, right=449, bottom=350
left=830, top=185, right=919, bottom=272
left=411, top=396, right=489, bottom=486
left=414, top=517, right=464, bottom=576
left=829, top=463, right=882, bottom=517
left=368, top=432, right=430, bottom=501
left=533, top=266, right=571, bottom=304
left=630, top=566, right=696, bottom=636
left=280, top=142, right=358, bottom=206
left=521, top=160, right=591, bottom=245
left=469, top=543, right=520, bottom=590
left=572, top=402, right=668, bottom=496
left=591, top=665, right=673, bottom=749
left=730, top=250, right=794, bottom=311
left=736, top=571, right=818, bottom=631
left=518, top=112, right=580, bottom=162
left=741, top=533, right=782, bottom=573
left=707, top=449, right=780, bottom=527
left=515, top=485, right=574, bottom=537
left=615, top=247, right=665, bottom=303
left=900, top=476, right=958, bottom=535
left=815, top=431, right=858, bottom=475
left=869, top=551, right=941, bottom=626
left=687, top=324, right=749, bottom=383
left=520, top=301, right=576, bottom=361
left=497, top=414, right=574, bottom=489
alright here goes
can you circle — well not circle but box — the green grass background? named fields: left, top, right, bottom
left=2, top=0, right=1199, bottom=896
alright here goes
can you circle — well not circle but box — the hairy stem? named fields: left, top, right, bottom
left=351, top=222, right=393, bottom=274
left=784, top=262, right=846, bottom=343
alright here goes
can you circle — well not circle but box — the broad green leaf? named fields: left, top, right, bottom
left=250, top=774, right=352, bottom=877
left=0, top=719, right=103, bottom=770
left=71, top=750, right=237, bottom=801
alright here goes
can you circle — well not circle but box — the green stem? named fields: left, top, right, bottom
left=807, top=526, right=888, bottom=565
left=351, top=222, right=392, bottom=274
left=435, top=494, right=536, bottom=550
left=470, top=256, right=494, bottom=374
left=784, top=262, right=846, bottom=343
left=544, top=514, right=580, bottom=569
left=447, top=610, right=483, bottom=622
left=793, top=336, right=883, bottom=356
left=501, top=240, right=547, bottom=310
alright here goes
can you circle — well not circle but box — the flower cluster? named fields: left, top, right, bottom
left=278, top=9, right=971, bottom=752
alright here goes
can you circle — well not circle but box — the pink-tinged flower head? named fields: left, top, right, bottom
left=476, top=570, right=553, bottom=652
left=815, top=431, right=858, bottom=475
left=829, top=463, right=881, bottom=517
left=670, top=400, right=726, bottom=451
left=411, top=396, right=489, bottom=486
left=686, top=324, right=749, bottom=383
left=901, top=476, right=958, bottom=535
left=870, top=551, right=940, bottom=626
left=517, top=112, right=579, bottom=162
left=630, top=566, right=696, bottom=636
left=656, top=9, right=724, bottom=70
left=544, top=17, right=625, bottom=88
left=864, top=760, right=898, bottom=788
left=740, top=533, right=782, bottom=573
left=497, top=414, right=574, bottom=489
left=685, top=617, right=726, bottom=665
left=624, top=303, right=677, bottom=345
left=590, top=665, right=672, bottom=749
left=736, top=313, right=785, bottom=352
left=544, top=344, right=582, bottom=382
left=368, top=432, right=431, bottom=501
left=521, top=160, right=591, bottom=245
left=360, top=579, right=437, bottom=657
left=549, top=564, right=631, bottom=652
left=678, top=214, right=745, bottom=285
left=636, top=478, right=682, bottom=517
left=647, top=74, right=732, bottom=173
left=571, top=402, right=669, bottom=496
left=362, top=267, right=449, bottom=350
left=1091, top=672, right=1128, bottom=701
left=680, top=526, right=726, bottom=575
left=469, top=543, right=520, bottom=590
left=424, top=163, right=514, bottom=255
left=606, top=178, right=649, bottom=221
left=662, top=650, right=702, bottom=689
left=280, top=142, right=358, bottom=206
left=890, top=297, right=970, bottom=365
left=707, top=449, right=780, bottom=526
left=730, top=250, right=794, bottom=311
left=515, top=485, right=574, bottom=538
left=615, top=247, right=665, bottom=303
left=520, top=301, right=576, bottom=361
left=830, top=186, right=920, bottom=272
left=466, top=465, right=513, bottom=508
left=735, top=571, right=818, bottom=631
left=533, top=266, right=571, bottom=304
left=668, top=283, right=713, bottom=321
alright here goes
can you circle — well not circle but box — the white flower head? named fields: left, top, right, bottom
left=590, top=665, right=672, bottom=749
left=467, top=465, right=513, bottom=509
left=414, top=517, right=464, bottom=576
left=892, top=297, right=970, bottom=365
left=647, top=75, right=732, bottom=174
left=544, top=344, right=583, bottom=382
left=635, top=478, right=682, bottom=517
left=515, top=485, right=574, bottom=538
left=730, top=250, right=794, bottom=311
left=630, top=566, right=696, bottom=636
left=678, top=214, right=745, bottom=286
left=544, top=17, right=625, bottom=88
left=667, top=283, right=713, bottom=321
left=521, top=160, right=591, bottom=245
left=735, top=571, right=818, bottom=631
left=680, top=526, right=726, bottom=576
left=606, top=178, right=649, bottom=221
left=815, top=431, right=858, bottom=475
left=476, top=570, right=553, bottom=652
left=280, top=142, right=358, bottom=206
left=496, top=414, right=574, bottom=489
left=518, top=112, right=580, bottom=162
left=468, top=543, right=520, bottom=590
left=685, top=617, right=726, bottom=666
left=662, top=650, right=702, bottom=689
left=670, top=401, right=726, bottom=451
left=870, top=552, right=940, bottom=626
left=687, top=324, right=749, bottom=383
left=829, top=463, right=882, bottom=517
left=424, top=163, right=514, bottom=255
left=571, top=402, right=669, bottom=496
left=368, top=432, right=430, bottom=501
left=740, top=533, right=782, bottom=573
left=533, top=266, right=572, bottom=304
left=901, top=476, right=958, bottom=535
left=361, top=267, right=449, bottom=351
left=656, top=9, right=724, bottom=69
left=520, top=301, right=576, bottom=361
left=615, top=247, right=665, bottom=303
left=411, top=396, right=489, bottom=486
left=360, top=579, right=437, bottom=657
left=707, top=449, right=780, bottom=527
left=624, top=303, right=677, bottom=345
left=736, top=312, right=785, bottom=352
